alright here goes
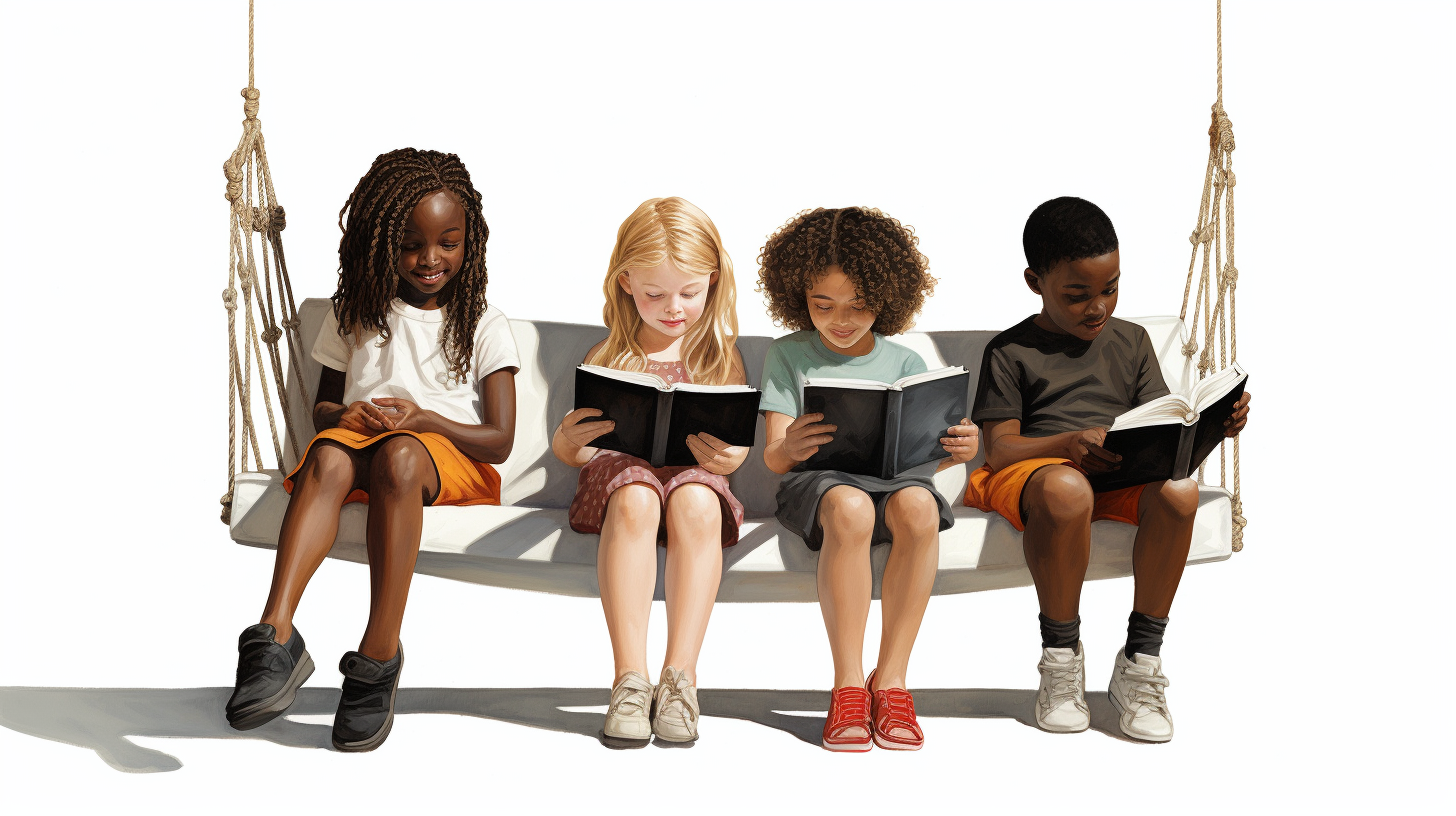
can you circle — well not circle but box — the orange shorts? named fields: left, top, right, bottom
left=283, top=428, right=501, bottom=507
left=963, top=457, right=1146, bottom=532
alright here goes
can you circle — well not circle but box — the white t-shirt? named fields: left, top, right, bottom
left=312, top=299, right=521, bottom=426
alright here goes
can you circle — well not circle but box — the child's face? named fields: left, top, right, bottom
left=1026, top=250, right=1120, bottom=341
left=619, top=259, right=716, bottom=342
left=808, top=266, right=877, bottom=356
left=397, top=190, right=467, bottom=308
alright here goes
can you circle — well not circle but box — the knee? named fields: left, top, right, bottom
left=1024, top=466, right=1094, bottom=524
left=885, top=486, right=940, bottom=538
left=301, top=442, right=354, bottom=487
left=819, top=486, right=875, bottom=541
left=666, top=483, right=720, bottom=525
left=606, top=483, right=661, bottom=532
left=370, top=437, right=431, bottom=492
left=1149, top=478, right=1200, bottom=520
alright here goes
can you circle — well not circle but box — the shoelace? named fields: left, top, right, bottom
left=1121, top=666, right=1171, bottom=715
left=873, top=688, right=922, bottom=738
left=608, top=681, right=649, bottom=718
left=656, top=680, right=697, bottom=726
left=826, top=688, right=871, bottom=736
left=1039, top=657, right=1086, bottom=711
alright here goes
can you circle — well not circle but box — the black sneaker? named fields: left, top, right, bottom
left=226, top=623, right=314, bottom=730
left=331, top=644, right=404, bottom=752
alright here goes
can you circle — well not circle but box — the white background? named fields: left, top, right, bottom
left=0, top=0, right=1448, bottom=812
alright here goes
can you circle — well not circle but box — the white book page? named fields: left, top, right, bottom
left=802, top=376, right=890, bottom=391
left=579, top=364, right=669, bottom=391
left=1191, top=362, right=1248, bottom=413
left=674, top=382, right=757, bottom=394
left=891, top=366, right=966, bottom=390
left=1109, top=394, right=1197, bottom=431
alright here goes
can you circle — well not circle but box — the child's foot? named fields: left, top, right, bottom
left=602, top=671, right=653, bottom=748
left=822, top=685, right=873, bottom=752
left=866, top=670, right=923, bottom=751
left=226, top=623, right=314, bottom=731
left=1108, top=650, right=1174, bottom=742
left=331, top=644, right=404, bottom=752
left=651, top=666, right=700, bottom=743
left=1035, top=642, right=1090, bottom=733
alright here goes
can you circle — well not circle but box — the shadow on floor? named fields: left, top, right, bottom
left=0, top=684, right=1139, bottom=773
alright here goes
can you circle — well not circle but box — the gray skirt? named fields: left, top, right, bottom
left=775, top=468, right=955, bottom=552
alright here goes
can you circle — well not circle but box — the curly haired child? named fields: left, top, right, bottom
left=225, top=149, right=519, bottom=752
left=553, top=197, right=748, bottom=746
left=757, top=207, right=979, bottom=752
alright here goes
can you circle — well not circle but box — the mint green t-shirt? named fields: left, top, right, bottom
left=758, top=331, right=928, bottom=418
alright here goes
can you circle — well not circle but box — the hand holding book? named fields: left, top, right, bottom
left=686, top=432, right=749, bottom=475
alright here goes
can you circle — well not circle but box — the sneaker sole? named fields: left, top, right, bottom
left=226, top=651, right=315, bottom=731
left=872, top=733, right=922, bottom=751
left=332, top=651, right=404, bottom=753
left=821, top=736, right=872, bottom=752
left=599, top=730, right=651, bottom=749
left=1106, top=690, right=1173, bottom=743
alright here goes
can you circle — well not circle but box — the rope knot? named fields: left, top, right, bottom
left=1189, top=224, right=1214, bottom=246
left=282, top=316, right=301, bottom=331
left=250, top=206, right=270, bottom=232
left=223, top=159, right=244, bottom=204
left=1223, top=265, right=1239, bottom=290
left=1209, top=104, right=1235, bottom=152
left=241, top=87, right=260, bottom=120
left=261, top=326, right=283, bottom=344
left=1215, top=167, right=1236, bottom=189
left=269, top=205, right=286, bottom=232
left=222, top=287, right=238, bottom=310
left=1181, top=339, right=1199, bottom=358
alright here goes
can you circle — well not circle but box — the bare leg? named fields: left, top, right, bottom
left=1021, top=466, right=1094, bottom=621
left=261, top=442, right=363, bottom=643
left=1130, top=478, right=1200, bottom=617
left=357, top=436, right=440, bottom=661
left=874, top=487, right=940, bottom=690
left=597, top=484, right=662, bottom=683
left=661, top=484, right=724, bottom=683
left=816, top=486, right=876, bottom=691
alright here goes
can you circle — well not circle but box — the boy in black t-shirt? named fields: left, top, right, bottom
left=965, top=197, right=1251, bottom=742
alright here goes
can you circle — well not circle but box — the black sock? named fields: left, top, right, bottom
left=1038, top=613, right=1080, bottom=650
left=1125, top=611, right=1170, bottom=658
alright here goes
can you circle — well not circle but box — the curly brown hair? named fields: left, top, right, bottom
left=334, top=148, right=489, bottom=381
left=756, top=207, right=935, bottom=336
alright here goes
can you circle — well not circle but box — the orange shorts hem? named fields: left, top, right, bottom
left=963, top=457, right=1146, bottom=532
left=283, top=428, right=501, bottom=507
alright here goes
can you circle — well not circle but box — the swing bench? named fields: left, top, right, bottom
left=220, top=2, right=1247, bottom=602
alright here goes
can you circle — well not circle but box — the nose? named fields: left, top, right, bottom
left=421, top=246, right=440, bottom=269
left=664, top=295, right=685, bottom=315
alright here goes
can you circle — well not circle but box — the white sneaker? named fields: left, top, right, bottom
left=603, top=671, right=653, bottom=745
left=1108, top=650, right=1174, bottom=742
left=1035, top=642, right=1090, bottom=733
left=651, top=665, right=700, bottom=743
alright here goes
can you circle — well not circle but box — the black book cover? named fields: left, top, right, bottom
left=801, top=368, right=969, bottom=479
left=573, top=367, right=759, bottom=468
left=1088, top=376, right=1247, bottom=492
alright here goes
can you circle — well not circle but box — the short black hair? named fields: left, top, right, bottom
left=1022, top=197, right=1118, bottom=276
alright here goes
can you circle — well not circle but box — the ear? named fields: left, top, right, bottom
left=1024, top=268, right=1043, bottom=295
left=617, top=272, right=632, bottom=296
left=709, top=270, right=719, bottom=287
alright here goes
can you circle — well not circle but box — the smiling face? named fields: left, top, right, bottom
left=1027, top=250, right=1120, bottom=341
left=619, top=259, right=716, bottom=349
left=807, top=265, right=877, bottom=356
left=397, top=189, right=467, bottom=309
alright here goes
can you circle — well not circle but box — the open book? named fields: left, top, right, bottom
left=800, top=366, right=970, bottom=479
left=1088, top=362, right=1249, bottom=491
left=574, top=365, right=760, bottom=468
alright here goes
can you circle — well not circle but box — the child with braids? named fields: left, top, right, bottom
left=757, top=207, right=979, bottom=752
left=225, top=148, right=519, bottom=752
left=553, top=197, right=747, bottom=746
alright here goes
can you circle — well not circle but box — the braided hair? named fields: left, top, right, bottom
left=334, top=148, right=490, bottom=381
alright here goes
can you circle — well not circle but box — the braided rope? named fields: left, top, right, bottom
left=221, top=0, right=305, bottom=524
left=1180, top=0, right=1246, bottom=550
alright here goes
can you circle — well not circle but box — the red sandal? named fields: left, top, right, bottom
left=822, top=685, right=873, bottom=752
left=866, top=670, right=924, bottom=751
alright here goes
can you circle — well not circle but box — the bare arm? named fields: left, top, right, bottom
left=982, top=418, right=1120, bottom=474
left=313, top=366, right=393, bottom=435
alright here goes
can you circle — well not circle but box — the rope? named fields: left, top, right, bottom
left=1179, top=0, right=1246, bottom=551
left=221, top=0, right=305, bottom=524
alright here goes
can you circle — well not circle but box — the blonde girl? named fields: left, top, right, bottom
left=553, top=197, right=747, bottom=746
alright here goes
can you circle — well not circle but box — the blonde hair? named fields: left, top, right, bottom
left=587, top=197, right=740, bottom=386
